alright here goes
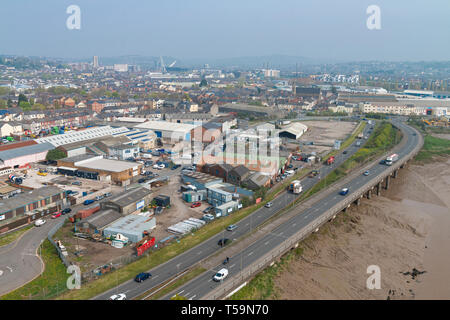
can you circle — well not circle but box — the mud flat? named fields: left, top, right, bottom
left=272, top=159, right=450, bottom=300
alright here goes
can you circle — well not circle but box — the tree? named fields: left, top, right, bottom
left=19, top=101, right=32, bottom=111
left=18, top=93, right=28, bottom=104
left=46, top=149, right=67, bottom=161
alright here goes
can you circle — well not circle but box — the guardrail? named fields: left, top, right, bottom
left=202, top=122, right=423, bottom=300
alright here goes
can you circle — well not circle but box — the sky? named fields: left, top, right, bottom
left=1, top=0, right=449, bottom=62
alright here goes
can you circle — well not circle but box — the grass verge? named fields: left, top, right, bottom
left=414, top=135, right=450, bottom=163
left=0, top=225, right=33, bottom=248
left=1, top=239, right=68, bottom=300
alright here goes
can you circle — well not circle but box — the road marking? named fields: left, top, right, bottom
left=0, top=270, right=3, bottom=276
left=6, top=266, right=13, bottom=272
left=264, top=241, right=270, bottom=245
left=292, top=223, right=296, bottom=227
left=279, top=232, right=284, bottom=236
left=230, top=264, right=235, bottom=268
left=208, top=279, right=212, bottom=282
left=178, top=290, right=184, bottom=295
left=197, top=251, right=202, bottom=255
left=248, top=252, right=253, bottom=256
left=189, top=295, right=196, bottom=300
left=152, top=275, right=159, bottom=279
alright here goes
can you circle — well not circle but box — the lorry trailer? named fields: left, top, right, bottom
left=385, top=153, right=399, bottom=166
left=289, top=180, right=303, bottom=194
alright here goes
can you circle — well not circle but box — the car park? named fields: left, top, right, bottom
left=34, top=219, right=46, bottom=227
left=134, top=272, right=151, bottom=283
left=226, top=224, right=238, bottom=231
left=217, top=238, right=230, bottom=246
left=213, top=268, right=229, bottom=282
left=109, top=293, right=126, bottom=300
left=190, top=202, right=201, bottom=208
left=340, top=188, right=349, bottom=196
left=51, top=212, right=62, bottom=219
left=265, top=202, right=273, bottom=208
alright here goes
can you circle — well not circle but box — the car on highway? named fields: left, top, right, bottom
left=61, top=208, right=72, bottom=214
left=51, top=211, right=62, bottom=219
left=226, top=224, right=238, bottom=232
left=109, top=293, right=126, bottom=300
left=379, top=159, right=386, bottom=165
left=343, top=150, right=348, bottom=154
left=265, top=202, right=273, bottom=208
left=190, top=202, right=201, bottom=208
left=83, top=199, right=95, bottom=205
left=339, top=188, right=350, bottom=196
left=34, top=219, right=46, bottom=227
left=363, top=170, right=370, bottom=176
left=217, top=238, right=230, bottom=247
left=134, top=272, right=152, bottom=283
left=213, top=268, right=229, bottom=282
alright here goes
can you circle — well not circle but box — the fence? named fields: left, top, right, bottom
left=47, top=217, right=71, bottom=268
left=202, top=122, right=423, bottom=300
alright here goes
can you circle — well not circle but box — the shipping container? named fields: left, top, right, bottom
left=75, top=205, right=100, bottom=220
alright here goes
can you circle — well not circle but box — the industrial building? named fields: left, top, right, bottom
left=101, top=187, right=152, bottom=215
left=75, top=209, right=122, bottom=235
left=103, top=215, right=156, bottom=243
left=278, top=122, right=308, bottom=140
left=134, top=120, right=198, bottom=143
left=0, top=142, right=54, bottom=168
left=0, top=186, right=67, bottom=233
left=57, top=154, right=142, bottom=185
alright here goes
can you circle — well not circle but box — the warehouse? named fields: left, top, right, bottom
left=103, top=215, right=156, bottom=243
left=0, top=186, right=67, bottom=233
left=0, top=142, right=54, bottom=168
left=101, top=187, right=152, bottom=215
left=75, top=209, right=122, bottom=235
left=278, top=122, right=308, bottom=140
left=215, top=201, right=241, bottom=217
left=57, top=154, right=142, bottom=185
left=181, top=171, right=223, bottom=191
left=134, top=120, right=198, bottom=143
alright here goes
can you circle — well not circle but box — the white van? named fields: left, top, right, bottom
left=285, top=170, right=294, bottom=176
left=213, top=268, right=229, bottom=282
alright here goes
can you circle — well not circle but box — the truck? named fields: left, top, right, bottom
left=289, top=180, right=303, bottom=194
left=8, top=174, right=23, bottom=185
left=385, top=153, right=399, bottom=166
left=326, top=156, right=335, bottom=165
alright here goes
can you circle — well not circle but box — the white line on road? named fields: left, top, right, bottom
left=6, top=266, right=13, bottom=272
left=178, top=290, right=184, bottom=295
left=230, top=264, right=235, bottom=268
left=152, top=275, right=159, bottom=279
left=189, top=295, right=196, bottom=300
left=248, top=252, right=253, bottom=256
left=264, top=241, right=270, bottom=245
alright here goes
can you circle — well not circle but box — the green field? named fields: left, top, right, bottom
left=415, top=135, right=450, bottom=162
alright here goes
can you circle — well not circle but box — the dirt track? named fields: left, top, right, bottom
left=272, top=158, right=450, bottom=300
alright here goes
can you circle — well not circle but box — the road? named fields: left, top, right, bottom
left=93, top=123, right=373, bottom=300
left=164, top=120, right=421, bottom=300
left=0, top=190, right=120, bottom=297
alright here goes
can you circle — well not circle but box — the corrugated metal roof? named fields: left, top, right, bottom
left=0, top=142, right=54, bottom=161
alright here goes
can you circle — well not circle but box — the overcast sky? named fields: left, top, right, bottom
left=1, top=0, right=449, bottom=61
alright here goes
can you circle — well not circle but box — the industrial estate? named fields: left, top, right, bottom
left=0, top=2, right=449, bottom=306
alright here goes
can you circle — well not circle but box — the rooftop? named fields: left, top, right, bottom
left=107, top=187, right=152, bottom=207
left=0, top=186, right=63, bottom=214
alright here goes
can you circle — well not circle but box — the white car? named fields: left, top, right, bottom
left=35, top=219, right=46, bottom=227
left=213, top=268, right=229, bottom=282
left=109, top=293, right=126, bottom=300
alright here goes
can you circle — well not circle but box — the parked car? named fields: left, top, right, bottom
left=191, top=202, right=201, bottom=208
left=202, top=213, right=215, bottom=221
left=363, top=170, right=370, bottom=176
left=95, top=195, right=104, bottom=201
left=34, top=219, right=46, bottom=227
left=109, top=293, right=126, bottom=300
left=51, top=212, right=62, bottom=219
left=203, top=206, right=214, bottom=214
left=83, top=199, right=95, bottom=205
left=104, top=192, right=112, bottom=197
left=134, top=272, right=152, bottom=283
left=138, top=178, right=147, bottom=184
left=217, top=238, right=230, bottom=247
left=61, top=208, right=72, bottom=214
left=226, top=224, right=238, bottom=232
left=339, top=188, right=350, bottom=196
left=70, top=191, right=79, bottom=196
left=154, top=206, right=164, bottom=215
left=265, top=202, right=273, bottom=208
left=213, top=268, right=229, bottom=282
left=71, top=181, right=81, bottom=186
left=171, top=164, right=181, bottom=170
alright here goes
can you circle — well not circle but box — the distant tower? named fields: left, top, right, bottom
left=93, top=56, right=99, bottom=69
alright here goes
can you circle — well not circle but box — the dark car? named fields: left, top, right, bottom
left=217, top=238, right=230, bottom=247
left=62, top=208, right=72, bottom=214
left=83, top=199, right=95, bottom=205
left=343, top=150, right=348, bottom=154
left=171, top=164, right=181, bottom=170
left=379, top=159, right=386, bottom=165
left=138, top=178, right=147, bottom=183
left=134, top=272, right=152, bottom=283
